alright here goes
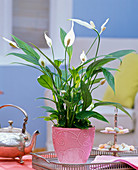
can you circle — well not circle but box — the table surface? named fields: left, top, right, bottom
left=0, top=155, right=33, bottom=170
left=0, top=154, right=138, bottom=170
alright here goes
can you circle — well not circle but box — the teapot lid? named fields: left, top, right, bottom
left=0, top=120, right=31, bottom=140
left=0, top=120, right=23, bottom=133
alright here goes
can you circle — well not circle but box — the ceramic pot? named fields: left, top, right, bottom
left=52, top=126, right=95, bottom=164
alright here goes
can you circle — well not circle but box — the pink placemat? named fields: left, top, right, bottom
left=0, top=155, right=34, bottom=170
left=92, top=155, right=138, bottom=170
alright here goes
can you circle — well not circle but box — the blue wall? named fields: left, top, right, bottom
left=73, top=0, right=138, bottom=38
left=0, top=66, right=46, bottom=148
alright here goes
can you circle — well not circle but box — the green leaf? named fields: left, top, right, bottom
left=12, top=35, right=40, bottom=60
left=8, top=53, right=39, bottom=65
left=44, top=117, right=55, bottom=121
left=86, top=51, right=134, bottom=76
left=73, top=119, right=91, bottom=129
left=78, top=68, right=86, bottom=75
left=36, top=97, right=57, bottom=104
left=43, top=66, right=58, bottom=91
left=52, top=72, right=66, bottom=82
left=94, top=101, right=132, bottom=118
left=81, top=81, right=92, bottom=110
left=103, top=67, right=120, bottom=72
left=72, top=92, right=81, bottom=105
left=69, top=68, right=77, bottom=77
left=37, top=75, right=53, bottom=90
left=37, top=116, right=51, bottom=121
left=58, top=119, right=66, bottom=127
left=108, top=50, right=136, bottom=58
left=84, top=68, right=102, bottom=82
left=101, top=68, right=115, bottom=93
left=54, top=75, right=60, bottom=89
left=61, top=69, right=70, bottom=82
left=60, top=28, right=66, bottom=46
left=50, top=113, right=58, bottom=119
left=54, top=59, right=64, bottom=67
left=76, top=111, right=109, bottom=123
left=86, top=58, right=115, bottom=77
left=40, top=106, right=57, bottom=113
left=73, top=122, right=87, bottom=129
left=93, top=98, right=103, bottom=102
left=92, top=78, right=104, bottom=84
left=60, top=28, right=73, bottom=63
left=69, top=68, right=80, bottom=87
left=76, top=55, right=111, bottom=71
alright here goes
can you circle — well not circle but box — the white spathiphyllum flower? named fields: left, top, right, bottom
left=100, top=18, right=109, bottom=34
left=90, top=21, right=95, bottom=28
left=44, top=32, right=52, bottom=47
left=64, top=22, right=75, bottom=47
left=2, top=37, right=19, bottom=48
left=80, top=50, right=87, bottom=63
left=39, top=56, right=46, bottom=67
left=60, top=90, right=66, bottom=96
left=69, top=19, right=95, bottom=29
left=61, top=90, right=66, bottom=94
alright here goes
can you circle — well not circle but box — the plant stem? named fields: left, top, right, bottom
left=91, top=84, right=100, bottom=93
left=95, top=38, right=100, bottom=58
left=86, top=28, right=100, bottom=57
left=89, top=73, right=98, bottom=91
left=51, top=46, right=56, bottom=74
left=86, top=36, right=98, bottom=55
left=65, top=46, right=68, bottom=82
left=69, top=58, right=71, bottom=70
left=94, top=30, right=101, bottom=60
left=67, top=106, right=70, bottom=127
left=86, top=29, right=100, bottom=60
left=85, top=29, right=100, bottom=86
left=80, top=64, right=84, bottom=81
left=51, top=46, right=55, bottom=61
left=50, top=119, right=56, bottom=126
left=70, top=112, right=75, bottom=127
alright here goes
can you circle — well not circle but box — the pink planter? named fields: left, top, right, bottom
left=52, top=126, right=95, bottom=164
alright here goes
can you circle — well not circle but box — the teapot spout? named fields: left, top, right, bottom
left=25, top=130, right=39, bottom=154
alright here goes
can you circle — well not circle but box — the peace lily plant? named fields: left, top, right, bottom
left=3, top=18, right=135, bottom=129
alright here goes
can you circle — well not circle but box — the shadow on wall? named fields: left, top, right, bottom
left=0, top=65, right=46, bottom=148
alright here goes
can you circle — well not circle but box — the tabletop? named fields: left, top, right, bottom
left=0, top=155, right=33, bottom=170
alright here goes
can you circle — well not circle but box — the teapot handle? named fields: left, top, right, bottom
left=0, top=104, right=28, bottom=134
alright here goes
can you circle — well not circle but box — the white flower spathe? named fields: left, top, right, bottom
left=2, top=37, right=19, bottom=48
left=60, top=90, right=66, bottom=94
left=60, top=90, right=66, bottom=96
left=39, top=56, right=47, bottom=67
left=80, top=51, right=87, bottom=63
left=64, top=22, right=75, bottom=47
left=100, top=18, right=109, bottom=34
left=69, top=19, right=95, bottom=29
left=44, top=32, right=52, bottom=47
